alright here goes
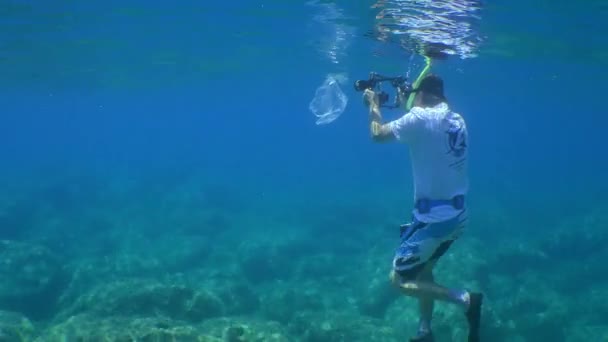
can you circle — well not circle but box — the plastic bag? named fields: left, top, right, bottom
left=309, top=73, right=348, bottom=125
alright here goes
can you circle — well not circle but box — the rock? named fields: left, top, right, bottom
left=289, top=311, right=401, bottom=342
left=216, top=282, right=259, bottom=316
left=486, top=273, right=569, bottom=341
left=260, top=287, right=324, bottom=323
left=357, top=279, right=398, bottom=319
left=58, top=279, right=225, bottom=323
left=36, top=314, right=221, bottom=342
left=239, top=243, right=293, bottom=284
left=186, top=290, right=226, bottom=321
left=57, top=234, right=220, bottom=310
left=238, top=236, right=334, bottom=285
left=0, top=311, right=35, bottom=342
left=0, top=200, right=36, bottom=240
left=0, top=240, right=67, bottom=320
left=564, top=325, right=608, bottom=342
left=223, top=325, right=248, bottom=342
left=296, top=253, right=339, bottom=279
left=201, top=317, right=290, bottom=342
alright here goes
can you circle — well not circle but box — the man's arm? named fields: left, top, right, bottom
left=365, top=89, right=395, bottom=143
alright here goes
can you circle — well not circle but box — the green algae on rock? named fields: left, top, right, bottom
left=35, top=314, right=222, bottom=342
left=0, top=311, right=35, bottom=342
left=58, top=279, right=225, bottom=323
left=0, top=240, right=67, bottom=320
left=201, top=317, right=290, bottom=342
left=288, top=311, right=401, bottom=341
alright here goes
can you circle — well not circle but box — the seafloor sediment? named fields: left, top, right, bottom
left=0, top=175, right=606, bottom=341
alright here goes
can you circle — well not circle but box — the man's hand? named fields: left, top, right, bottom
left=363, top=89, right=379, bottom=108
left=363, top=89, right=395, bottom=143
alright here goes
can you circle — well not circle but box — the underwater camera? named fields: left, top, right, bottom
left=354, top=72, right=414, bottom=109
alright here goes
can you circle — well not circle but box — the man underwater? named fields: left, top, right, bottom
left=363, top=74, right=483, bottom=342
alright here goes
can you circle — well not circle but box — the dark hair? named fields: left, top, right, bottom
left=416, top=74, right=447, bottom=106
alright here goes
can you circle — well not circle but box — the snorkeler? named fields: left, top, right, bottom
left=362, top=74, right=483, bottom=342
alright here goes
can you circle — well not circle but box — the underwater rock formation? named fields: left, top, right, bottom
left=288, top=310, right=401, bottom=341
left=0, top=240, right=67, bottom=320
left=36, top=314, right=221, bottom=341
left=259, top=287, right=324, bottom=323
left=57, top=279, right=226, bottom=323
left=0, top=311, right=35, bottom=342
left=202, top=317, right=290, bottom=342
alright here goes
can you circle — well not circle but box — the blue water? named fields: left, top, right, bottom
left=1, top=1, right=607, bottom=340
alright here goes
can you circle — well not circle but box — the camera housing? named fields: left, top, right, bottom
left=354, top=72, right=414, bottom=109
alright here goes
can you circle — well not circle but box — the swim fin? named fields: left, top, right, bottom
left=410, top=331, right=434, bottom=342
left=465, top=292, right=483, bottom=342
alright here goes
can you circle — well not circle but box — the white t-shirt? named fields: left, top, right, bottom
left=388, top=102, right=468, bottom=223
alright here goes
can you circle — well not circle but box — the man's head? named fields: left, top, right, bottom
left=413, top=74, right=447, bottom=108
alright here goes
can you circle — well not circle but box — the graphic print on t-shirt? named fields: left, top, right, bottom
left=445, top=121, right=467, bottom=158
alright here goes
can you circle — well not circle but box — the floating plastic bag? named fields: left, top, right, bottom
left=309, top=73, right=348, bottom=125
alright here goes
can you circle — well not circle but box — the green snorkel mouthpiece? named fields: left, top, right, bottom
left=405, top=55, right=433, bottom=111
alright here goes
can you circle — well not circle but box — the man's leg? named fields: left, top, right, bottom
left=391, top=262, right=444, bottom=342
left=397, top=274, right=470, bottom=308
left=417, top=259, right=436, bottom=336
left=392, top=240, right=470, bottom=308
left=414, top=260, right=437, bottom=340
left=391, top=261, right=477, bottom=342
left=392, top=229, right=483, bottom=341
